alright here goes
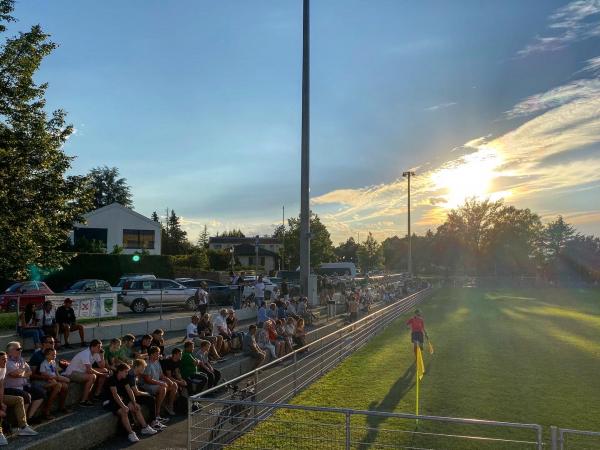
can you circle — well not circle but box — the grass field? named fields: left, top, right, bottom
left=230, top=287, right=600, bottom=449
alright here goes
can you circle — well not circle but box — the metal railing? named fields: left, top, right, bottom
left=188, top=287, right=432, bottom=449
left=190, top=399, right=543, bottom=449
left=551, top=426, right=600, bottom=449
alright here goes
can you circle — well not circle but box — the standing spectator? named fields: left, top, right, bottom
left=0, top=351, right=38, bottom=441
left=29, top=336, right=67, bottom=418
left=196, top=282, right=209, bottom=316
left=254, top=275, right=265, bottom=308
left=161, top=348, right=187, bottom=393
left=238, top=272, right=247, bottom=307
left=348, top=295, right=358, bottom=323
left=56, top=298, right=85, bottom=349
left=36, top=301, right=58, bottom=347
left=4, top=342, right=46, bottom=420
left=194, top=341, right=221, bottom=389
left=104, top=363, right=157, bottom=442
left=38, top=348, right=70, bottom=418
left=150, top=329, right=166, bottom=356
left=64, top=339, right=109, bottom=407
left=140, top=347, right=177, bottom=418
left=18, top=304, right=44, bottom=349
left=242, top=325, right=265, bottom=369
left=256, top=302, right=268, bottom=327
left=230, top=271, right=241, bottom=310
left=180, top=342, right=209, bottom=395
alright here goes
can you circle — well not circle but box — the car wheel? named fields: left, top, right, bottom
left=185, top=297, right=196, bottom=311
left=131, top=299, right=147, bottom=313
left=7, top=299, right=17, bottom=312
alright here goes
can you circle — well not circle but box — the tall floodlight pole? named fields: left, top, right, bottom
left=403, top=171, right=415, bottom=277
left=281, top=205, right=285, bottom=271
left=299, top=0, right=311, bottom=297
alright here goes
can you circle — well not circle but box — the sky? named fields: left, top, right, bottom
left=10, top=0, right=600, bottom=244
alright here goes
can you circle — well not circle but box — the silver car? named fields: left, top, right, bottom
left=120, top=278, right=198, bottom=313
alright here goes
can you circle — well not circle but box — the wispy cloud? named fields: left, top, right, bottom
left=517, top=0, right=600, bottom=56
left=581, top=56, right=600, bottom=75
left=424, top=102, right=457, bottom=112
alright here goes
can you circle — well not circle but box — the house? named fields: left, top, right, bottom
left=208, top=237, right=282, bottom=272
left=71, top=203, right=162, bottom=255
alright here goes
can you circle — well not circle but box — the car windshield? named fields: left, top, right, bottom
left=68, top=280, right=88, bottom=290
left=5, top=283, right=23, bottom=293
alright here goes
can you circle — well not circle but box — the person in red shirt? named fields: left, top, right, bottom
left=406, top=309, right=429, bottom=355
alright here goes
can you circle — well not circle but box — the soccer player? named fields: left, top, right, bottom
left=406, top=309, right=429, bottom=355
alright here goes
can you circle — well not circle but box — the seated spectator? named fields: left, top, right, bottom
left=257, top=321, right=277, bottom=360
left=296, top=297, right=307, bottom=318
left=29, top=336, right=69, bottom=418
left=4, top=342, right=46, bottom=421
left=198, top=314, right=224, bottom=361
left=180, top=342, right=209, bottom=395
left=38, top=348, right=70, bottom=418
left=194, top=341, right=221, bottom=389
left=226, top=310, right=244, bottom=347
left=134, top=335, right=153, bottom=360
left=127, top=359, right=166, bottom=430
left=242, top=325, right=265, bottom=369
left=161, top=348, right=187, bottom=394
left=140, top=347, right=177, bottom=420
left=274, top=320, right=287, bottom=357
left=104, top=338, right=122, bottom=371
left=150, top=329, right=165, bottom=356
left=18, top=304, right=44, bottom=350
left=294, top=318, right=307, bottom=350
left=64, top=339, right=109, bottom=407
left=0, top=351, right=38, bottom=442
left=36, top=301, right=59, bottom=347
left=118, top=334, right=136, bottom=364
left=56, top=298, right=85, bottom=349
left=213, top=309, right=231, bottom=353
left=276, top=299, right=287, bottom=320
left=185, top=316, right=222, bottom=361
left=104, top=363, right=157, bottom=442
left=284, top=317, right=296, bottom=353
left=286, top=301, right=299, bottom=320
left=256, top=302, right=269, bottom=327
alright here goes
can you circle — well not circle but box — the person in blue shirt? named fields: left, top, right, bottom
left=256, top=302, right=268, bottom=327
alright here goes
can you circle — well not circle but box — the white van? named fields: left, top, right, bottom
left=318, top=263, right=357, bottom=278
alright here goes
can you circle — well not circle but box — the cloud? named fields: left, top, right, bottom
left=313, top=72, right=600, bottom=243
left=424, top=102, right=457, bottom=112
left=517, top=0, right=600, bottom=56
left=581, top=56, right=600, bottom=75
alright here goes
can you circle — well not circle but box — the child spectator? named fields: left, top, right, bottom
left=39, top=348, right=70, bottom=417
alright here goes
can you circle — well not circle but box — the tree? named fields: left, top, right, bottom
left=221, top=229, right=245, bottom=238
left=162, top=210, right=190, bottom=255
left=334, top=237, right=359, bottom=263
left=543, top=216, right=576, bottom=259
left=357, top=233, right=383, bottom=273
left=151, top=211, right=160, bottom=222
left=87, top=166, right=132, bottom=210
left=197, top=224, right=209, bottom=249
left=0, top=1, right=93, bottom=279
left=279, top=214, right=334, bottom=269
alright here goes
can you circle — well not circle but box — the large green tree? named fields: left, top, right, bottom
left=357, top=232, right=383, bottom=273
left=276, top=214, right=334, bottom=269
left=334, top=237, right=359, bottom=263
left=87, top=165, right=132, bottom=210
left=162, top=209, right=190, bottom=255
left=0, top=1, right=92, bottom=279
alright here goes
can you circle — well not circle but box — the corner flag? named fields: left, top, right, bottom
left=415, top=346, right=425, bottom=419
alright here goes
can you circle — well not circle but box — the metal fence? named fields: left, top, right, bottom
left=188, top=287, right=432, bottom=449
left=551, top=426, right=600, bottom=449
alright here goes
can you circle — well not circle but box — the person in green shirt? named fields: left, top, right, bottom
left=104, top=338, right=122, bottom=371
left=117, top=334, right=136, bottom=365
left=181, top=341, right=208, bottom=395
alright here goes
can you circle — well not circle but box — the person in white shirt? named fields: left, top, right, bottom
left=254, top=275, right=265, bottom=308
left=35, top=301, right=58, bottom=345
left=64, top=339, right=109, bottom=407
left=196, top=282, right=209, bottom=315
left=185, top=316, right=200, bottom=341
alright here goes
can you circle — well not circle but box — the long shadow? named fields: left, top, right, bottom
left=359, top=363, right=417, bottom=449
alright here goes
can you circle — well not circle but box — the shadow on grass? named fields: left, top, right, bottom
left=358, top=363, right=417, bottom=449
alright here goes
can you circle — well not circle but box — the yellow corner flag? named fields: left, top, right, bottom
left=416, top=346, right=425, bottom=420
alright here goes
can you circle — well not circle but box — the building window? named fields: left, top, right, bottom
left=260, top=257, right=266, bottom=266
left=74, top=227, right=108, bottom=248
left=123, top=229, right=155, bottom=249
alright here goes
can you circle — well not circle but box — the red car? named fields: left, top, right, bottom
left=0, top=281, right=54, bottom=312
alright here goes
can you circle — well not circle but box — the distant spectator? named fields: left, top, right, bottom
left=36, top=301, right=58, bottom=346
left=257, top=321, right=277, bottom=360
left=254, top=275, right=265, bottom=308
left=161, top=348, right=187, bottom=393
left=104, top=338, right=122, bottom=371
left=242, top=325, right=265, bottom=369
left=18, top=304, right=44, bottom=349
left=186, top=316, right=222, bottom=361
left=273, top=320, right=287, bottom=357
left=276, top=299, right=287, bottom=320
left=266, top=303, right=277, bottom=320
left=226, top=309, right=244, bottom=343
left=194, top=341, right=221, bottom=389
left=64, top=339, right=109, bottom=407
left=293, top=318, right=307, bottom=351
left=284, top=317, right=296, bottom=353
left=230, top=272, right=241, bottom=310
left=0, top=351, right=38, bottom=441
left=4, top=341, right=45, bottom=420
left=134, top=335, right=153, bottom=360
left=150, top=329, right=166, bottom=356
left=180, top=341, right=209, bottom=395
left=198, top=314, right=224, bottom=360
left=38, top=348, right=70, bottom=418
left=213, top=309, right=231, bottom=354
left=104, top=363, right=157, bottom=442
left=286, top=301, right=299, bottom=320
left=348, top=295, right=358, bottom=322
left=196, top=282, right=209, bottom=316
left=257, top=302, right=268, bottom=327
left=297, top=297, right=307, bottom=318
left=29, top=336, right=68, bottom=418
left=56, top=298, right=85, bottom=349
left=140, top=346, right=177, bottom=420
left=280, top=281, right=289, bottom=301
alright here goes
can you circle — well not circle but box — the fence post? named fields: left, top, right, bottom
left=345, top=411, right=351, bottom=450
left=293, top=351, right=298, bottom=395
left=187, top=395, right=193, bottom=450
left=550, top=426, right=557, bottom=450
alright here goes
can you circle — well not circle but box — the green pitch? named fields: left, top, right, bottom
left=229, top=287, right=600, bottom=449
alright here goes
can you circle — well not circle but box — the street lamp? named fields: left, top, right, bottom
left=403, top=171, right=415, bottom=277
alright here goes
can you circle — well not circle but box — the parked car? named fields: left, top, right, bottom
left=0, top=281, right=54, bottom=312
left=180, top=279, right=233, bottom=306
left=120, top=278, right=198, bottom=313
left=112, top=274, right=156, bottom=293
left=64, top=279, right=113, bottom=294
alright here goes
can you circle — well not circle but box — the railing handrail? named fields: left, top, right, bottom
left=191, top=286, right=431, bottom=398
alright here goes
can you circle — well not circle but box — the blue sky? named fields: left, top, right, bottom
left=12, top=0, right=600, bottom=243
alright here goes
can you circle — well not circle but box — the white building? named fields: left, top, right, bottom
left=72, top=203, right=161, bottom=255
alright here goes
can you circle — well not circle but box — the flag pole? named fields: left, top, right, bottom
left=415, top=356, right=419, bottom=424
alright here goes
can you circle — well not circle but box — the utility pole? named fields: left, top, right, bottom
left=255, top=235, right=259, bottom=276
left=403, top=171, right=415, bottom=277
left=299, top=0, right=311, bottom=296
left=281, top=205, right=285, bottom=271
